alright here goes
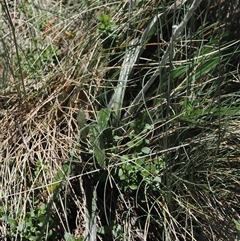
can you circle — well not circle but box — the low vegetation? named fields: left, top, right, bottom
left=0, top=0, right=239, bottom=240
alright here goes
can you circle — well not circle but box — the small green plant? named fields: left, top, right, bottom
left=17, top=44, right=60, bottom=80
left=115, top=118, right=163, bottom=192
left=1, top=0, right=239, bottom=240
left=98, top=13, right=117, bottom=37
left=118, top=154, right=163, bottom=192
left=98, top=12, right=118, bottom=47
left=0, top=202, right=56, bottom=241
left=0, top=159, right=73, bottom=240
left=64, top=232, right=83, bottom=241
left=233, top=219, right=240, bottom=241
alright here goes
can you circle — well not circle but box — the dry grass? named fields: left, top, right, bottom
left=0, top=0, right=240, bottom=240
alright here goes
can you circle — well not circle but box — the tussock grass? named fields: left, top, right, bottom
left=0, top=0, right=239, bottom=240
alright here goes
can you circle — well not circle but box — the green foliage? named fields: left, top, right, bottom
left=17, top=44, right=60, bottom=80
left=1, top=0, right=239, bottom=240
left=233, top=219, right=240, bottom=241
left=64, top=232, right=83, bottom=241
left=77, top=109, right=89, bottom=139
left=19, top=2, right=50, bottom=30
left=80, top=108, right=111, bottom=168
left=0, top=160, right=72, bottom=240
left=47, top=163, right=72, bottom=195
left=98, top=13, right=117, bottom=37
left=9, top=1, right=61, bottom=81
left=98, top=12, right=118, bottom=48
left=0, top=202, right=55, bottom=241
left=118, top=154, right=163, bottom=192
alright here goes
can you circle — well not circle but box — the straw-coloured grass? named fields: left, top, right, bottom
left=0, top=0, right=239, bottom=240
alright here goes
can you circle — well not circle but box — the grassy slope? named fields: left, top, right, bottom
left=0, top=0, right=239, bottom=240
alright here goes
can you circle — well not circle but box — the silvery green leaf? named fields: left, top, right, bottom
left=77, top=109, right=89, bottom=139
